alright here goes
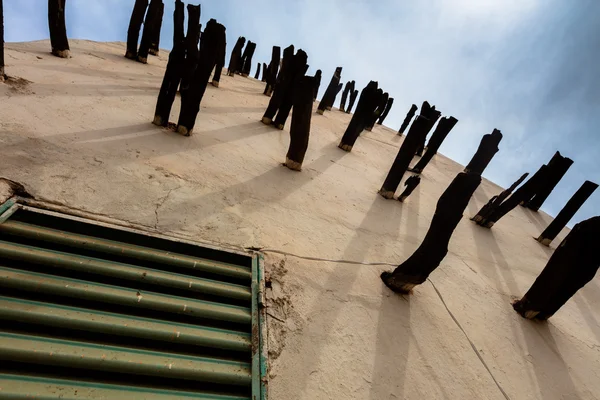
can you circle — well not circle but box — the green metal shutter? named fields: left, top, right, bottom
left=0, top=200, right=266, bottom=400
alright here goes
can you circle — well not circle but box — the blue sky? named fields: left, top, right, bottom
left=4, top=0, right=599, bottom=225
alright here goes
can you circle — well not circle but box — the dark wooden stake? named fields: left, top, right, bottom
left=379, top=101, right=440, bottom=198
left=240, top=41, right=256, bottom=77
left=365, top=90, right=387, bottom=131
left=415, top=105, right=440, bottom=156
left=376, top=92, right=390, bottom=122
left=137, top=0, right=163, bottom=63
left=176, top=19, right=226, bottom=136
left=478, top=165, right=550, bottom=228
left=172, top=0, right=184, bottom=44
left=254, top=62, right=261, bottom=79
left=261, top=62, right=267, bottom=82
left=239, top=41, right=250, bottom=76
left=464, top=129, right=503, bottom=175
left=399, top=175, right=421, bottom=202
left=536, top=181, right=598, bottom=246
left=398, top=104, right=418, bottom=135
left=211, top=23, right=226, bottom=87
left=381, top=172, right=483, bottom=293
left=377, top=97, right=394, bottom=125
left=48, top=0, right=70, bottom=58
left=152, top=0, right=185, bottom=126
left=513, top=216, right=600, bottom=320
left=263, top=46, right=280, bottom=96
left=471, top=172, right=529, bottom=224
left=328, top=83, right=343, bottom=110
left=340, top=81, right=355, bottom=112
left=521, top=152, right=565, bottom=207
left=346, top=89, right=358, bottom=114
left=524, top=151, right=573, bottom=211
left=339, top=81, right=352, bottom=112
left=125, top=0, right=148, bottom=60
left=262, top=45, right=294, bottom=123
left=318, top=83, right=344, bottom=111
left=285, top=75, right=315, bottom=171
left=148, top=1, right=164, bottom=56
left=0, top=0, right=5, bottom=79
left=338, top=81, right=379, bottom=151
left=425, top=116, right=457, bottom=152
left=409, top=117, right=458, bottom=174
left=273, top=49, right=309, bottom=130
left=324, top=68, right=343, bottom=111
left=317, top=67, right=342, bottom=114
left=312, top=69, right=321, bottom=101
left=179, top=4, right=201, bottom=92
left=227, top=36, right=245, bottom=76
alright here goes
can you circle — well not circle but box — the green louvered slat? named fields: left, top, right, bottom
left=251, top=255, right=260, bottom=400
left=0, top=240, right=251, bottom=301
left=0, top=332, right=252, bottom=386
left=0, top=202, right=263, bottom=399
left=0, top=374, right=250, bottom=400
left=0, top=204, right=19, bottom=224
left=0, top=199, right=16, bottom=216
left=257, top=254, right=269, bottom=400
left=0, top=266, right=251, bottom=324
left=0, top=220, right=251, bottom=280
left=0, top=296, right=251, bottom=352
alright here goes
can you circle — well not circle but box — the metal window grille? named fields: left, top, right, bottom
left=0, top=198, right=267, bottom=400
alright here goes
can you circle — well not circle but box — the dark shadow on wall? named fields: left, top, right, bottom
left=0, top=121, right=273, bottom=163
left=6, top=82, right=160, bottom=98
left=467, top=185, right=491, bottom=218
left=471, top=224, right=582, bottom=399
left=521, top=206, right=551, bottom=235
left=33, top=64, right=164, bottom=83
left=150, top=141, right=351, bottom=231
left=572, top=294, right=600, bottom=345
left=471, top=225, right=521, bottom=295
left=519, top=321, right=583, bottom=400
left=402, top=179, right=422, bottom=256
left=369, top=287, right=411, bottom=400
left=201, top=106, right=267, bottom=115
left=286, top=195, right=405, bottom=400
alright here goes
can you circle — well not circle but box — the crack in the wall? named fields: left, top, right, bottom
left=154, top=187, right=179, bottom=230
left=427, top=277, right=512, bottom=400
